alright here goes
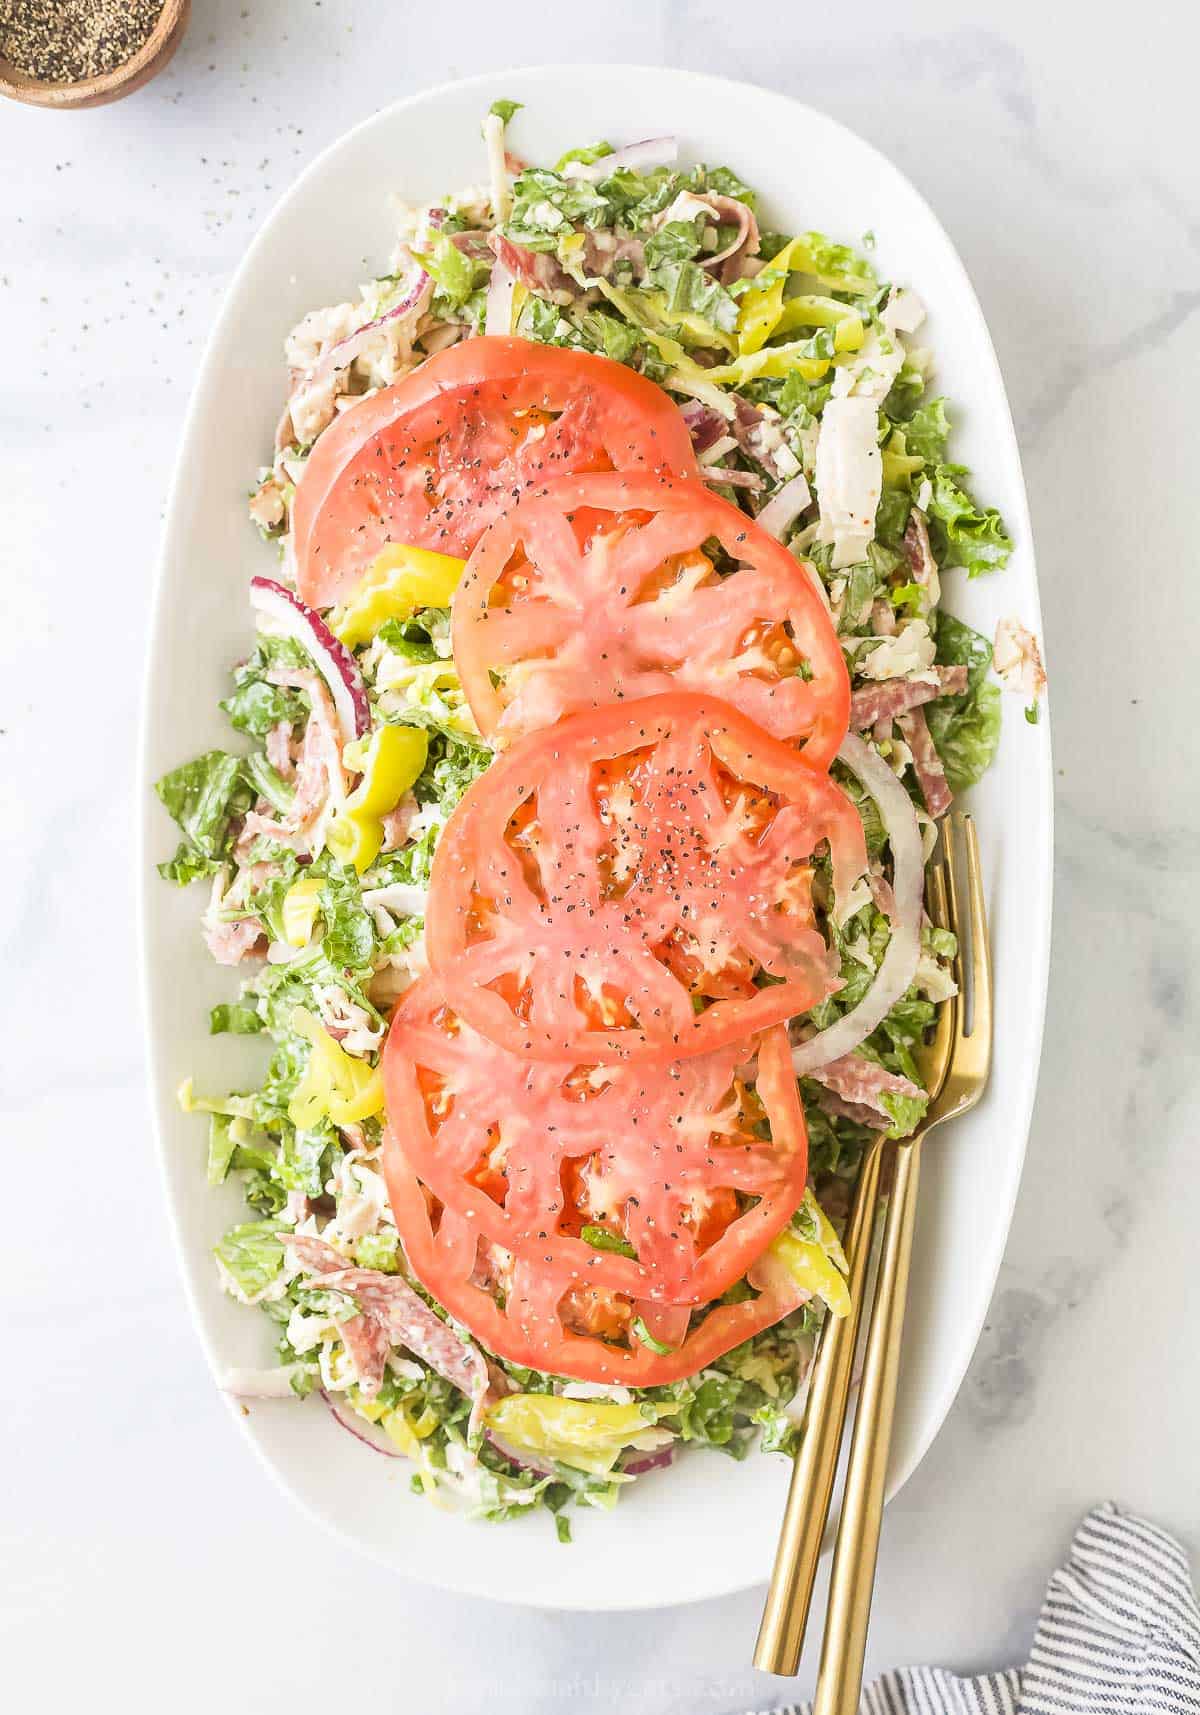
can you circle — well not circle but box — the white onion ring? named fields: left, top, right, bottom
left=755, top=473, right=812, bottom=540
left=219, top=1364, right=305, bottom=1399
left=249, top=576, right=370, bottom=743
left=484, top=263, right=517, bottom=336
left=791, top=733, right=924, bottom=1077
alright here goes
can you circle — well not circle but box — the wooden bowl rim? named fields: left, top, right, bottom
left=0, top=0, right=189, bottom=108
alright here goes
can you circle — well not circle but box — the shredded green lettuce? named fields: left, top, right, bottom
left=213, top=1220, right=286, bottom=1300
left=926, top=464, right=1013, bottom=578
left=926, top=612, right=1003, bottom=791
left=155, top=751, right=253, bottom=882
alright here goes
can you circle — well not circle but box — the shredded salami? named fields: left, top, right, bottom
left=902, top=509, right=938, bottom=591
left=203, top=916, right=265, bottom=967
left=850, top=665, right=968, bottom=729
left=899, top=706, right=954, bottom=817
left=809, top=1051, right=924, bottom=1125
left=487, top=233, right=577, bottom=302
left=282, top=1234, right=496, bottom=1417
left=239, top=672, right=344, bottom=851
left=282, top=1235, right=391, bottom=1397
left=810, top=1086, right=890, bottom=1129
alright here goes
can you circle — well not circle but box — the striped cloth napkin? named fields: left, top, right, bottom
left=752, top=1504, right=1200, bottom=1715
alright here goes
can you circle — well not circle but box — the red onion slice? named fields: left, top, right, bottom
left=564, top=136, right=678, bottom=181
left=484, top=263, right=517, bottom=337
left=791, top=734, right=924, bottom=1077
left=679, top=399, right=728, bottom=455
left=755, top=473, right=813, bottom=540
left=295, top=269, right=432, bottom=406
left=249, top=576, right=370, bottom=742
left=321, top=1388, right=405, bottom=1458
left=622, top=1444, right=676, bottom=1476
left=485, top=1429, right=557, bottom=1478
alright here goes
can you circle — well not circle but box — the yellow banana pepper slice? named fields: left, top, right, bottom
left=880, top=428, right=925, bottom=488
left=281, top=876, right=325, bottom=948
left=486, top=1394, right=670, bottom=1477
left=765, top=1187, right=851, bottom=1319
left=325, top=812, right=382, bottom=874
left=327, top=723, right=429, bottom=875
left=736, top=235, right=813, bottom=355
left=737, top=237, right=873, bottom=357
left=330, top=544, right=466, bottom=649
left=287, top=1007, right=384, bottom=1128
left=773, top=294, right=865, bottom=352
left=347, top=1393, right=434, bottom=1459
left=704, top=342, right=833, bottom=387
left=343, top=723, right=428, bottom=816
left=802, top=1185, right=848, bottom=1271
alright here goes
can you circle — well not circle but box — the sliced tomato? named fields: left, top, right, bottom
left=424, top=692, right=868, bottom=1063
left=382, top=977, right=808, bottom=1315
left=453, top=472, right=850, bottom=766
left=291, top=337, right=698, bottom=609
left=384, top=1136, right=807, bottom=1384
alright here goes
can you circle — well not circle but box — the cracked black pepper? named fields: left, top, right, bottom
left=0, top=0, right=164, bottom=83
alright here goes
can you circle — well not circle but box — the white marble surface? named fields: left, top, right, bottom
left=2, top=2, right=1197, bottom=1709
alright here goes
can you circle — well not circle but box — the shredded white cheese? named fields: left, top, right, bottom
left=814, top=395, right=882, bottom=569
left=483, top=113, right=511, bottom=224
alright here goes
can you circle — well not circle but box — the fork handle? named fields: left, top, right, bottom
left=754, top=1138, right=884, bottom=1675
left=812, top=1137, right=923, bottom=1715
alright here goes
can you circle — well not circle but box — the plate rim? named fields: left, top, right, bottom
left=138, top=60, right=1054, bottom=1610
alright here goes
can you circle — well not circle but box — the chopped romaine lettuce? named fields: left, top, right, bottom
left=926, top=613, right=1003, bottom=791
left=155, top=751, right=253, bottom=880
left=213, top=1220, right=286, bottom=1302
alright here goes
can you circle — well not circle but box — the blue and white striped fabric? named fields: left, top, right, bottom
left=750, top=1504, right=1200, bottom=1715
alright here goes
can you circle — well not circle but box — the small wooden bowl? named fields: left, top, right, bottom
left=0, top=0, right=190, bottom=109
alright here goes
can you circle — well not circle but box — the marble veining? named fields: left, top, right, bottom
left=2, top=2, right=1198, bottom=1711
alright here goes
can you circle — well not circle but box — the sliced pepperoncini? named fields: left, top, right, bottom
left=773, top=293, right=865, bottom=352
left=486, top=1394, right=671, bottom=1477
left=736, top=236, right=872, bottom=360
left=330, top=544, right=466, bottom=649
left=281, top=876, right=325, bottom=948
left=765, top=1187, right=851, bottom=1319
left=327, top=723, right=429, bottom=874
left=288, top=1007, right=384, bottom=1128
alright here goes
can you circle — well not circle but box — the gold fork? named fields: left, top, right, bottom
left=811, top=814, right=992, bottom=1712
left=755, top=814, right=991, bottom=1683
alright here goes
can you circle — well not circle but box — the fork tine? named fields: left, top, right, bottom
left=913, top=857, right=956, bottom=1103
left=962, top=816, right=992, bottom=1071
left=942, top=820, right=964, bottom=1006
left=926, top=855, right=949, bottom=933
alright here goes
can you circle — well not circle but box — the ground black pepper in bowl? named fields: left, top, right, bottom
left=0, top=0, right=165, bottom=84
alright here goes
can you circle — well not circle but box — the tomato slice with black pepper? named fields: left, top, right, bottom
left=381, top=983, right=810, bottom=1382
left=424, top=692, right=868, bottom=1064
left=384, top=1135, right=809, bottom=1384
left=382, top=976, right=808, bottom=1315
left=291, top=337, right=698, bottom=609
left=453, top=472, right=849, bottom=766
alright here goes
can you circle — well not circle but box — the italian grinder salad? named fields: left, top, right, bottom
left=156, top=104, right=1041, bottom=1537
